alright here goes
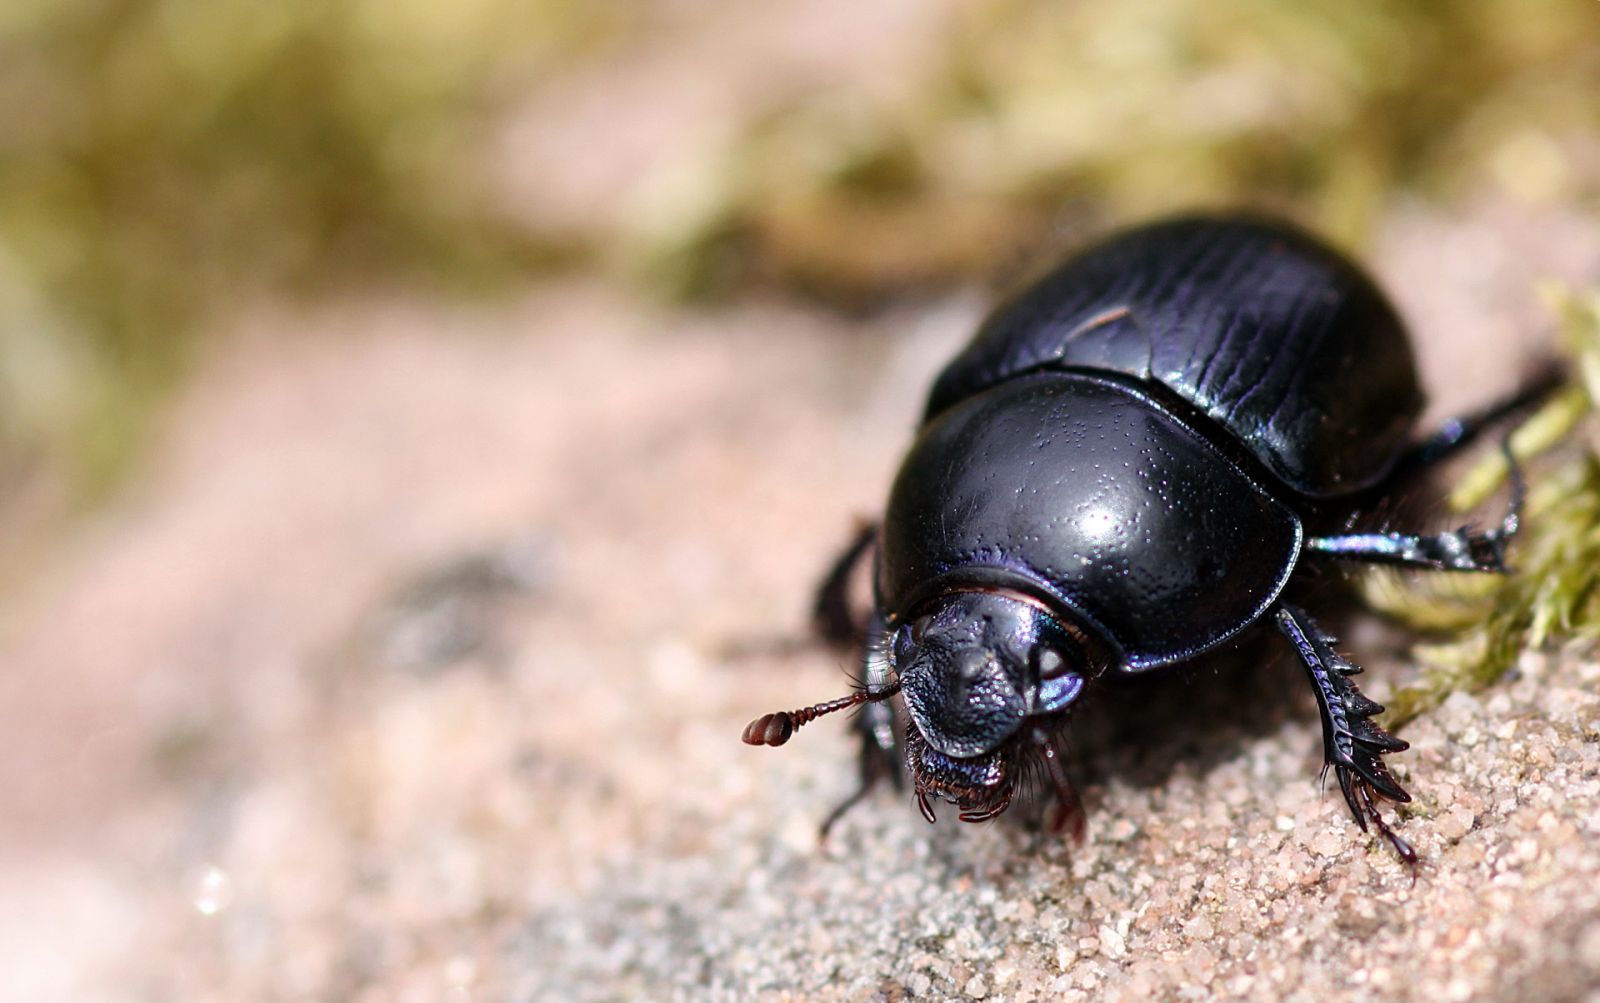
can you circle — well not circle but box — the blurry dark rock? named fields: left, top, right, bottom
left=368, top=532, right=557, bottom=675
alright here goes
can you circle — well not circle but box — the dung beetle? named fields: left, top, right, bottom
left=744, top=215, right=1553, bottom=861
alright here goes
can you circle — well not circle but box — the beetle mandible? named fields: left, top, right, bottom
left=743, top=215, right=1551, bottom=860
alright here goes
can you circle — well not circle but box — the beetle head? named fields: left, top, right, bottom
left=740, top=588, right=1092, bottom=830
left=892, top=591, right=1088, bottom=821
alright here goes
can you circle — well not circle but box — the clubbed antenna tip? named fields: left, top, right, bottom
left=741, top=683, right=900, bottom=747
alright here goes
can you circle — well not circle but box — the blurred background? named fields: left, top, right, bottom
left=2, top=0, right=1598, bottom=999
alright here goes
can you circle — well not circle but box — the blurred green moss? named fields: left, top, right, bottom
left=632, top=0, right=1600, bottom=301
left=0, top=0, right=624, bottom=496
left=1363, top=288, right=1600, bottom=726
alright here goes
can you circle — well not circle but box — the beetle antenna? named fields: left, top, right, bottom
left=742, top=681, right=901, bottom=747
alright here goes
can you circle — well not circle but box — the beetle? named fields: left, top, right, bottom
left=743, top=215, right=1552, bottom=860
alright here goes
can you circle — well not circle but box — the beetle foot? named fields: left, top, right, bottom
left=1047, top=794, right=1086, bottom=844
left=1336, top=766, right=1418, bottom=871
left=1277, top=604, right=1416, bottom=866
left=1032, top=727, right=1086, bottom=843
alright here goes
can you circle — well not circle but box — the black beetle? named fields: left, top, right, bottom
left=744, top=215, right=1551, bottom=860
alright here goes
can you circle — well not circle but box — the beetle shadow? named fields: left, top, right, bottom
left=1063, top=638, right=1300, bottom=796
left=1035, top=588, right=1400, bottom=820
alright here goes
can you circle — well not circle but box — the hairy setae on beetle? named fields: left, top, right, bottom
left=744, top=215, right=1551, bottom=860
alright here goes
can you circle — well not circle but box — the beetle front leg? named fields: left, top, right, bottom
left=1274, top=604, right=1416, bottom=865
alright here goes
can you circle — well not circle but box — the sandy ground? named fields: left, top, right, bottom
left=5, top=3, right=1600, bottom=998
left=0, top=202, right=1598, bottom=1002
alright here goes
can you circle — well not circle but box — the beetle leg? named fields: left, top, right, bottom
left=1033, top=727, right=1086, bottom=843
left=1304, top=524, right=1511, bottom=573
left=1390, top=361, right=1563, bottom=478
left=1275, top=604, right=1416, bottom=866
left=1306, top=437, right=1525, bottom=574
left=1340, top=761, right=1417, bottom=870
left=819, top=698, right=901, bottom=839
left=812, top=521, right=878, bottom=647
left=818, top=611, right=902, bottom=840
left=720, top=521, right=878, bottom=660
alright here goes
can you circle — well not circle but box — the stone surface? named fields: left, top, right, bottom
left=1, top=217, right=1598, bottom=1001
left=4, top=7, right=1600, bottom=997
